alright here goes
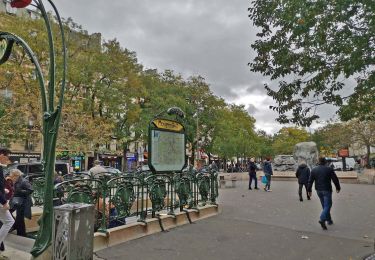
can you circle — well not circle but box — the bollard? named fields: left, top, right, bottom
left=53, top=203, right=95, bottom=260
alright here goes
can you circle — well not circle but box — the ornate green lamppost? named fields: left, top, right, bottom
left=0, top=0, right=66, bottom=257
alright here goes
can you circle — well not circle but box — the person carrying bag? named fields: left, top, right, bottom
left=9, top=169, right=33, bottom=237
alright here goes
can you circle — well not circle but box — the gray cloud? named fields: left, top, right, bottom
left=247, top=104, right=258, bottom=115
left=51, top=0, right=259, bottom=97
left=48, top=0, right=283, bottom=132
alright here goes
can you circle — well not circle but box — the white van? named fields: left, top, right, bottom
left=345, top=157, right=356, bottom=170
left=330, top=158, right=356, bottom=171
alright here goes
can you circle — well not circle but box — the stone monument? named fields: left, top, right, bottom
left=273, top=155, right=296, bottom=171
left=293, top=142, right=319, bottom=168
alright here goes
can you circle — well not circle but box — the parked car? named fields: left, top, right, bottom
left=136, top=165, right=150, bottom=173
left=103, top=166, right=122, bottom=175
left=4, top=161, right=71, bottom=180
left=329, top=158, right=355, bottom=171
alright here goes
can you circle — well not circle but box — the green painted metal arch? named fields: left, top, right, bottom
left=0, top=32, right=47, bottom=112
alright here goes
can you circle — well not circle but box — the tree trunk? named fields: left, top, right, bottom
left=192, top=143, right=196, bottom=168
left=223, top=157, right=227, bottom=172
left=342, top=157, right=346, bottom=172
left=122, top=142, right=128, bottom=172
left=366, top=144, right=371, bottom=168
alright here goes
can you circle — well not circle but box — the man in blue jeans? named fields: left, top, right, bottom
left=308, top=157, right=341, bottom=230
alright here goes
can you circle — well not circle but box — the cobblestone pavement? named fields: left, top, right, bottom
left=96, top=181, right=375, bottom=260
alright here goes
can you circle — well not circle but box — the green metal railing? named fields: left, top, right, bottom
left=36, top=168, right=219, bottom=232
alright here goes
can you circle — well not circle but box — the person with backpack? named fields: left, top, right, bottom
left=295, top=160, right=311, bottom=201
left=263, top=157, right=273, bottom=192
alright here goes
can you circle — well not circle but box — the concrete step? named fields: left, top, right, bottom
left=3, top=234, right=33, bottom=259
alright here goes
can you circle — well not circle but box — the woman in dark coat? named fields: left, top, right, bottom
left=9, top=169, right=33, bottom=237
left=263, top=157, right=273, bottom=191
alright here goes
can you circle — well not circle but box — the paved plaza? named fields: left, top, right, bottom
left=96, top=180, right=375, bottom=260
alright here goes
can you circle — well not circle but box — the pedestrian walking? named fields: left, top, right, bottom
left=295, top=160, right=311, bottom=201
left=9, top=169, right=33, bottom=237
left=263, top=157, right=273, bottom=192
left=308, top=157, right=341, bottom=230
left=0, top=148, right=15, bottom=259
left=89, top=160, right=107, bottom=178
left=248, top=158, right=259, bottom=190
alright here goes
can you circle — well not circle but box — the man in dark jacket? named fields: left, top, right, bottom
left=308, top=157, right=341, bottom=230
left=296, top=160, right=311, bottom=201
left=248, top=158, right=258, bottom=190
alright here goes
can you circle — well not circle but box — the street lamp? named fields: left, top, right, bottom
left=27, top=116, right=34, bottom=155
left=0, top=0, right=67, bottom=256
left=186, top=98, right=203, bottom=168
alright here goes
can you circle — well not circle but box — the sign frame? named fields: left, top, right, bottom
left=148, top=118, right=187, bottom=174
left=338, top=148, right=349, bottom=158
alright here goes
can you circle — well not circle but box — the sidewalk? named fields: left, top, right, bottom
left=96, top=181, right=375, bottom=259
left=3, top=180, right=375, bottom=259
left=1, top=245, right=30, bottom=260
left=219, top=169, right=359, bottom=181
left=1, top=234, right=34, bottom=260
left=358, top=168, right=375, bottom=184
left=2, top=233, right=33, bottom=259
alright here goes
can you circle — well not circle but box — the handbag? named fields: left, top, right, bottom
left=10, top=196, right=24, bottom=209
left=261, top=175, right=268, bottom=184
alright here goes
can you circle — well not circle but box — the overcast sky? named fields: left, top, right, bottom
left=49, top=0, right=332, bottom=134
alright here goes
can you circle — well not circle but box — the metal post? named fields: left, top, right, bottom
left=53, top=203, right=94, bottom=260
left=0, top=0, right=67, bottom=256
left=195, top=110, right=199, bottom=168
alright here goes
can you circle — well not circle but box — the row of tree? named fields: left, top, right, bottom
left=1, top=13, right=373, bottom=168
left=264, top=121, right=375, bottom=167
left=0, top=13, right=262, bottom=166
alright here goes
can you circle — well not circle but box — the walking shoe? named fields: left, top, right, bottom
left=248, top=188, right=252, bottom=190
left=299, top=198, right=303, bottom=202
left=267, top=189, right=272, bottom=192
left=327, top=220, right=334, bottom=225
left=264, top=187, right=267, bottom=191
left=319, top=220, right=328, bottom=230
left=254, top=187, right=259, bottom=190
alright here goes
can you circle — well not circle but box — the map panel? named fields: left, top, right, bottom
left=150, top=130, right=185, bottom=172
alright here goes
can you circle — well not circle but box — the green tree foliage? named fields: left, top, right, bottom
left=312, top=122, right=351, bottom=157
left=139, top=71, right=227, bottom=165
left=0, top=13, right=47, bottom=144
left=272, top=127, right=310, bottom=154
left=211, top=105, right=257, bottom=160
left=256, top=130, right=274, bottom=158
left=314, top=120, right=375, bottom=166
left=249, top=0, right=375, bottom=126
left=347, top=119, right=375, bottom=166
left=1, top=12, right=260, bottom=165
left=184, top=76, right=227, bottom=163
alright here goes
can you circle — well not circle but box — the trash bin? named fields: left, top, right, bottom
left=53, top=203, right=95, bottom=260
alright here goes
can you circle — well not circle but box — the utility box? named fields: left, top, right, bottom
left=53, top=203, right=95, bottom=260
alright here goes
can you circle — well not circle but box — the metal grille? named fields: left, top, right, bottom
left=53, top=203, right=95, bottom=260
left=364, top=253, right=375, bottom=260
